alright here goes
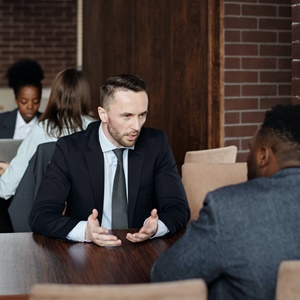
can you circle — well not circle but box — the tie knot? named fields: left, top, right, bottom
left=113, top=148, right=124, bottom=162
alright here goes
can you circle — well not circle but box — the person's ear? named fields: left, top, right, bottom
left=259, top=146, right=270, bottom=168
left=259, top=145, right=280, bottom=177
left=98, top=106, right=108, bottom=123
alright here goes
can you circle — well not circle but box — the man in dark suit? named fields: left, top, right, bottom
left=151, top=104, right=300, bottom=300
left=29, top=74, right=190, bottom=247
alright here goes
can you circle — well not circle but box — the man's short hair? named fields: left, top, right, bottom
left=261, top=104, right=300, bottom=143
left=100, top=74, right=148, bottom=109
left=259, top=104, right=300, bottom=162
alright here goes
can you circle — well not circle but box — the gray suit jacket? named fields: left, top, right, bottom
left=0, top=109, right=42, bottom=138
left=151, top=167, right=300, bottom=300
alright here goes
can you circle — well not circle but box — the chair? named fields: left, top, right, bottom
left=8, top=142, right=56, bottom=232
left=29, top=279, right=208, bottom=300
left=182, top=162, right=247, bottom=221
left=184, top=145, right=238, bottom=164
left=275, top=260, right=300, bottom=300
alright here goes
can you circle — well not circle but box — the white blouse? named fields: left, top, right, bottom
left=13, top=111, right=39, bottom=139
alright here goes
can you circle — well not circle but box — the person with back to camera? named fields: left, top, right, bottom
left=151, top=103, right=300, bottom=300
left=0, top=68, right=94, bottom=200
left=0, top=59, right=44, bottom=139
left=29, top=73, right=190, bottom=246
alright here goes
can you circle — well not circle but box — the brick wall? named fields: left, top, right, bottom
left=224, top=0, right=292, bottom=162
left=0, top=0, right=293, bottom=157
left=292, top=0, right=300, bottom=103
left=0, top=0, right=77, bottom=88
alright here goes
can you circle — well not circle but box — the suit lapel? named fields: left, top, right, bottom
left=127, top=145, right=145, bottom=227
left=85, top=124, right=105, bottom=223
left=3, top=109, right=18, bottom=137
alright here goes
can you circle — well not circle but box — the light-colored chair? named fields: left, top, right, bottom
left=275, top=260, right=300, bottom=300
left=184, top=145, right=238, bottom=164
left=182, top=162, right=247, bottom=221
left=29, top=279, right=208, bottom=300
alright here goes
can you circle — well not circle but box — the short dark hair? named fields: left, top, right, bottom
left=261, top=104, right=300, bottom=144
left=100, top=74, right=148, bottom=109
left=258, top=104, right=300, bottom=162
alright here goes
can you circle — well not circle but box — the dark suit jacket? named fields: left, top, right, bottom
left=0, top=108, right=42, bottom=138
left=151, top=167, right=300, bottom=300
left=29, top=121, right=190, bottom=239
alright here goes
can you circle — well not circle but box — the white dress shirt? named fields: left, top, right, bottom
left=0, top=116, right=94, bottom=200
left=13, top=110, right=39, bottom=139
left=67, top=123, right=169, bottom=242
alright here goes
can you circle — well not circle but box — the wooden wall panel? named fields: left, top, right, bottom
left=83, top=0, right=223, bottom=169
left=133, top=0, right=210, bottom=164
left=83, top=0, right=135, bottom=113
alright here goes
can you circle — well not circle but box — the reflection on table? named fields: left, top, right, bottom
left=0, top=229, right=184, bottom=299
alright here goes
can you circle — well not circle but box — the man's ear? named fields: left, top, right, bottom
left=259, top=146, right=270, bottom=168
left=260, top=145, right=280, bottom=177
left=98, top=106, right=107, bottom=123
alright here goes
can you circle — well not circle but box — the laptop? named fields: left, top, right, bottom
left=0, top=139, right=23, bottom=162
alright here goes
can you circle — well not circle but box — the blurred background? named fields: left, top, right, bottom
left=0, top=0, right=293, bottom=167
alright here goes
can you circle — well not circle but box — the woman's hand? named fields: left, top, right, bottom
left=0, top=162, right=9, bottom=176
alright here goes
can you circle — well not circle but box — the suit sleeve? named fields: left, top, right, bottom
left=29, top=138, right=80, bottom=239
left=154, top=132, right=190, bottom=235
left=150, top=193, right=222, bottom=283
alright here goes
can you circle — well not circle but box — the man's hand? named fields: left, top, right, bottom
left=85, top=209, right=122, bottom=247
left=126, top=208, right=159, bottom=243
left=0, top=162, right=9, bottom=176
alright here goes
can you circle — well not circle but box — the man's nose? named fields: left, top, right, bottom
left=131, top=117, right=140, bottom=131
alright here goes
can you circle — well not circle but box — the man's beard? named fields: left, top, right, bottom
left=107, top=119, right=140, bottom=147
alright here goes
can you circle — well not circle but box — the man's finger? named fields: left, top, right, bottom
left=91, top=208, right=98, bottom=220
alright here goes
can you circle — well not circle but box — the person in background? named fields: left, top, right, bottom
left=151, top=104, right=300, bottom=300
left=0, top=68, right=94, bottom=201
left=0, top=59, right=44, bottom=139
left=29, top=73, right=190, bottom=246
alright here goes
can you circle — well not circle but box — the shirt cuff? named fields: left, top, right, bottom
left=144, top=218, right=169, bottom=239
left=66, top=221, right=90, bottom=242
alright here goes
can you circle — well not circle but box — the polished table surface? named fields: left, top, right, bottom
left=0, top=230, right=184, bottom=298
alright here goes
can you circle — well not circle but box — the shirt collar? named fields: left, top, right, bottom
left=15, top=110, right=38, bottom=129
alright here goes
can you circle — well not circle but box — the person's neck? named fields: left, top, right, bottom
left=279, top=160, right=300, bottom=169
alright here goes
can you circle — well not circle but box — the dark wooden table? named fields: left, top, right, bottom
left=0, top=230, right=184, bottom=299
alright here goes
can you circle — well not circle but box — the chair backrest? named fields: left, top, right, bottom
left=29, top=279, right=208, bottom=300
left=8, top=142, right=56, bottom=232
left=182, top=162, right=247, bottom=221
left=0, top=139, right=23, bottom=162
left=275, top=260, right=300, bottom=300
left=184, top=145, right=238, bottom=164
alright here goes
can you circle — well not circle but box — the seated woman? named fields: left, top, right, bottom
left=0, top=59, right=44, bottom=139
left=0, top=68, right=95, bottom=201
